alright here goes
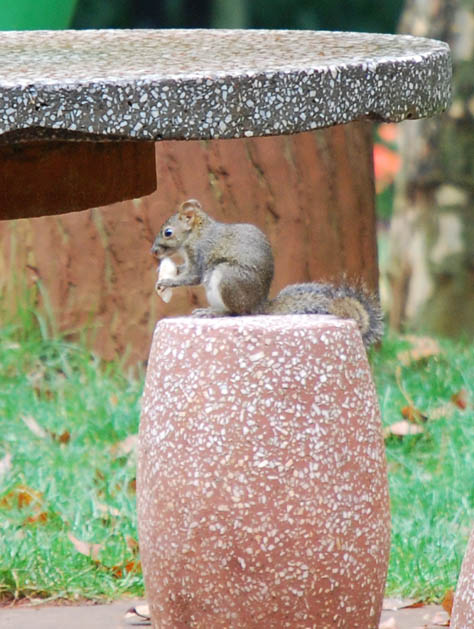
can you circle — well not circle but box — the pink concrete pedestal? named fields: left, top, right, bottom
left=137, top=315, right=390, bottom=628
left=451, top=526, right=474, bottom=629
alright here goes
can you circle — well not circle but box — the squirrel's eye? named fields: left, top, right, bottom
left=163, top=227, right=173, bottom=238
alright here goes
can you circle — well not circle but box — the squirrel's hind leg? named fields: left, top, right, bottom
left=214, top=264, right=267, bottom=315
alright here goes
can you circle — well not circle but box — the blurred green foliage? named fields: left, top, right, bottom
left=250, top=0, right=403, bottom=32
left=0, top=0, right=405, bottom=41
left=72, top=0, right=404, bottom=33
left=0, top=0, right=78, bottom=30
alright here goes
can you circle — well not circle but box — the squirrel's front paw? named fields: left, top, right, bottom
left=155, top=278, right=178, bottom=303
left=155, top=278, right=177, bottom=289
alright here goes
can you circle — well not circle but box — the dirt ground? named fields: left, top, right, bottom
left=0, top=597, right=450, bottom=629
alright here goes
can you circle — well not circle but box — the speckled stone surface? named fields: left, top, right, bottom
left=137, top=315, right=391, bottom=628
left=0, top=29, right=450, bottom=143
left=451, top=526, right=474, bottom=629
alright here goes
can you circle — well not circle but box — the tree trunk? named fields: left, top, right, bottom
left=386, top=0, right=474, bottom=338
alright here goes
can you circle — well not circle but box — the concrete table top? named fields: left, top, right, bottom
left=0, top=29, right=451, bottom=143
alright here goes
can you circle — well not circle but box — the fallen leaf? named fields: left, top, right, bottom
left=385, top=420, right=424, bottom=438
left=451, top=389, right=469, bottom=410
left=398, top=336, right=442, bottom=366
left=0, top=485, right=44, bottom=509
left=110, top=559, right=141, bottom=579
left=58, top=430, right=71, bottom=444
left=441, top=589, right=454, bottom=615
left=379, top=616, right=398, bottom=629
left=125, top=559, right=142, bottom=574
left=128, top=478, right=137, bottom=493
left=25, top=511, right=49, bottom=525
left=67, top=532, right=103, bottom=561
left=111, top=565, right=123, bottom=578
left=127, top=536, right=139, bottom=552
left=21, top=415, right=47, bottom=438
left=0, top=453, right=12, bottom=478
left=403, top=601, right=426, bottom=609
left=49, top=430, right=71, bottom=444
left=17, top=486, right=43, bottom=508
left=402, top=405, right=428, bottom=424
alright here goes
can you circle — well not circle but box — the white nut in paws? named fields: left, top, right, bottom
left=155, top=257, right=177, bottom=303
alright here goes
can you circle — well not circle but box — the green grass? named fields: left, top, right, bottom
left=0, top=309, right=472, bottom=603
left=371, top=334, right=474, bottom=599
left=0, top=308, right=143, bottom=602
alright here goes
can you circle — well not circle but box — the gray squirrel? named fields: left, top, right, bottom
left=152, top=199, right=383, bottom=347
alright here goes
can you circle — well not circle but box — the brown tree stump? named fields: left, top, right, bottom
left=0, top=123, right=377, bottom=364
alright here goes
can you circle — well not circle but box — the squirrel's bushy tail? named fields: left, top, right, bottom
left=263, top=282, right=384, bottom=348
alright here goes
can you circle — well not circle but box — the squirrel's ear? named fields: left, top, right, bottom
left=178, top=199, right=202, bottom=226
